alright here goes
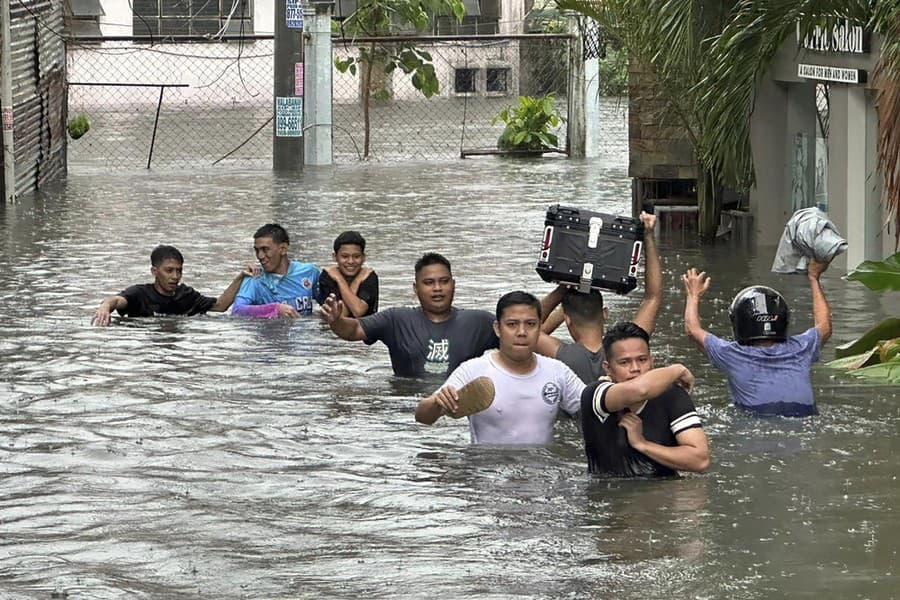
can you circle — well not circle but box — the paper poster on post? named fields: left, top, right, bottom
left=276, top=97, right=304, bottom=137
left=286, top=0, right=304, bottom=29
left=295, top=63, right=304, bottom=96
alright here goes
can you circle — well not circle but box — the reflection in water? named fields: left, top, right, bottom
left=0, top=158, right=897, bottom=599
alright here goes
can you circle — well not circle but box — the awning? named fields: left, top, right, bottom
left=69, top=0, right=104, bottom=17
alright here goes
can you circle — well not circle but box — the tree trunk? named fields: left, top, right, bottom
left=362, top=42, right=376, bottom=159
left=697, top=166, right=721, bottom=242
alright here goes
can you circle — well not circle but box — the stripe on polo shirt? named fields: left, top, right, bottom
left=670, top=411, right=702, bottom=434
left=592, top=381, right=615, bottom=423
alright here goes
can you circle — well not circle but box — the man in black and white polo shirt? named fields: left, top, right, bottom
left=581, top=321, right=710, bottom=477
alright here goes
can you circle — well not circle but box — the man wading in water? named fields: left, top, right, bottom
left=232, top=224, right=320, bottom=319
left=580, top=322, right=710, bottom=477
left=321, top=252, right=497, bottom=377
left=415, top=291, right=585, bottom=444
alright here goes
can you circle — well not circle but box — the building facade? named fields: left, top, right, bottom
left=751, top=21, right=891, bottom=267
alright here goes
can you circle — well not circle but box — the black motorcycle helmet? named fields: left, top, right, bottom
left=729, top=285, right=790, bottom=344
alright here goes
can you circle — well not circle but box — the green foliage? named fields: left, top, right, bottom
left=829, top=249, right=900, bottom=384
left=850, top=358, right=900, bottom=384
left=834, top=319, right=900, bottom=359
left=597, top=47, right=628, bottom=97
left=335, top=0, right=464, bottom=91
left=845, top=251, right=900, bottom=292
left=493, top=95, right=563, bottom=153
left=67, top=114, right=90, bottom=140
left=335, top=0, right=464, bottom=157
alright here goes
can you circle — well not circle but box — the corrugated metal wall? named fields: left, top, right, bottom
left=4, top=0, right=67, bottom=198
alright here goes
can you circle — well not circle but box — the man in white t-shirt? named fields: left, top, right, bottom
left=415, top=291, right=586, bottom=444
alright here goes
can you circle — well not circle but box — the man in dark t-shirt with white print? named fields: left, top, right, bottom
left=92, top=245, right=254, bottom=326
left=321, top=252, right=498, bottom=377
left=580, top=321, right=710, bottom=477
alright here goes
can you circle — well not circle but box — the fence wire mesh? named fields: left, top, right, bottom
left=65, top=35, right=597, bottom=169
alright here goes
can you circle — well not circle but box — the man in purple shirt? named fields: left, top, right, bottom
left=682, top=259, right=833, bottom=416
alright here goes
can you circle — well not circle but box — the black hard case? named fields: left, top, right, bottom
left=535, top=205, right=644, bottom=294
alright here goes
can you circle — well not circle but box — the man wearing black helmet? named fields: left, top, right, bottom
left=681, top=260, right=832, bottom=416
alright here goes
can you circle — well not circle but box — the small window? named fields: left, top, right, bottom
left=455, top=68, right=477, bottom=94
left=486, top=68, right=508, bottom=93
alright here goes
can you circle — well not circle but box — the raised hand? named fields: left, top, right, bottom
left=639, top=210, right=657, bottom=234
left=682, top=268, right=711, bottom=299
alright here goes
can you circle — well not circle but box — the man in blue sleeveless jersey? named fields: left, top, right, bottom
left=232, top=224, right=319, bottom=318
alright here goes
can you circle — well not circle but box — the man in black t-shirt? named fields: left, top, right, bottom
left=92, top=245, right=255, bottom=326
left=580, top=321, right=710, bottom=477
left=321, top=252, right=498, bottom=377
left=314, top=231, right=379, bottom=317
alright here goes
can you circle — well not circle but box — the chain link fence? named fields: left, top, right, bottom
left=65, top=34, right=628, bottom=170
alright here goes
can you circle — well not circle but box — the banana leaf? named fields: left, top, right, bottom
left=824, top=347, right=880, bottom=371
left=851, top=358, right=900, bottom=384
left=845, top=252, right=900, bottom=291
left=835, top=318, right=900, bottom=359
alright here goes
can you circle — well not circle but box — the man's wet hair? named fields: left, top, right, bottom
left=253, top=223, right=289, bottom=245
left=602, top=321, right=651, bottom=359
left=150, top=245, right=184, bottom=267
left=496, top=290, right=542, bottom=323
left=562, top=288, right=605, bottom=326
left=334, top=230, right=366, bottom=253
left=414, top=252, right=452, bottom=277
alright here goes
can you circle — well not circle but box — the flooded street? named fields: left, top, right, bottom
left=0, top=158, right=898, bottom=599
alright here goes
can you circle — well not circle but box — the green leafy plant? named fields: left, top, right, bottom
left=493, top=95, right=564, bottom=153
left=67, top=114, right=90, bottom=140
left=826, top=252, right=900, bottom=383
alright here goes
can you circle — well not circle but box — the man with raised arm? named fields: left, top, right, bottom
left=682, top=259, right=833, bottom=417
left=232, top=224, right=320, bottom=319
left=536, top=211, right=661, bottom=384
left=321, top=252, right=497, bottom=377
left=580, top=321, right=709, bottom=477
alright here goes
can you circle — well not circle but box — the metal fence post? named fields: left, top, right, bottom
left=1, top=0, right=16, bottom=202
left=303, top=1, right=333, bottom=166
left=565, top=12, right=586, bottom=159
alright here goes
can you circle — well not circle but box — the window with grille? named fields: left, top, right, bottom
left=132, top=0, right=253, bottom=37
left=486, top=67, right=508, bottom=93
left=454, top=68, right=477, bottom=94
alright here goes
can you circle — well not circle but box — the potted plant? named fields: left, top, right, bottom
left=67, top=114, right=90, bottom=140
left=493, top=94, right=564, bottom=154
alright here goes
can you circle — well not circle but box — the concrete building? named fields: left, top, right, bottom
left=629, top=18, right=893, bottom=265
left=751, top=20, right=891, bottom=268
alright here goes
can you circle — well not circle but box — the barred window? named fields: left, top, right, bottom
left=132, top=0, right=253, bottom=37
left=454, top=68, right=477, bottom=94
left=486, top=68, right=508, bottom=93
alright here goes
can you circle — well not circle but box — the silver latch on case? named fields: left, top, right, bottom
left=588, top=217, right=603, bottom=248
left=579, top=263, right=593, bottom=293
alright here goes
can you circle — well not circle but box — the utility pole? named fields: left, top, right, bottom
left=303, top=1, right=333, bottom=165
left=273, top=0, right=305, bottom=171
left=1, top=0, right=17, bottom=202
